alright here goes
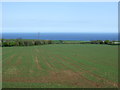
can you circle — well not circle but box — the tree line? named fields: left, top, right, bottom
left=90, top=40, right=114, bottom=44
left=0, top=39, right=119, bottom=47
left=1, top=39, right=53, bottom=47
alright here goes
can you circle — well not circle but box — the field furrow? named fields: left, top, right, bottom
left=2, top=44, right=118, bottom=88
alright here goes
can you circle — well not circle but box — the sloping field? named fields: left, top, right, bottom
left=2, top=44, right=118, bottom=88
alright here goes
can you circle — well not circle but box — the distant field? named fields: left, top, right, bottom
left=2, top=44, right=118, bottom=88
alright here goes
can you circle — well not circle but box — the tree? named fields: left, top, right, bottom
left=2, top=42, right=9, bottom=47
left=9, top=41, right=16, bottom=46
left=91, top=40, right=97, bottom=44
left=97, top=40, right=104, bottom=44
left=48, top=40, right=52, bottom=44
left=59, top=40, right=63, bottom=44
left=16, top=39, right=23, bottom=46
left=104, top=40, right=110, bottom=44
left=34, top=40, right=42, bottom=45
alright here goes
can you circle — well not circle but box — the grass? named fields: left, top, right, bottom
left=3, top=82, right=77, bottom=88
left=2, top=44, right=118, bottom=88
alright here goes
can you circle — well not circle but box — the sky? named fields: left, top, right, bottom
left=2, top=2, right=118, bottom=33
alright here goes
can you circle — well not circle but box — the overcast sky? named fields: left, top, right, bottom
left=2, top=2, right=118, bottom=33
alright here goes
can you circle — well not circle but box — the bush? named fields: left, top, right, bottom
left=91, top=40, right=104, bottom=44
left=104, top=40, right=110, bottom=44
left=2, top=42, right=9, bottom=47
left=91, top=40, right=97, bottom=44
left=9, top=41, right=17, bottom=46
left=97, top=40, right=104, bottom=44
left=15, top=39, right=24, bottom=46
left=34, top=40, right=42, bottom=45
left=48, top=40, right=52, bottom=44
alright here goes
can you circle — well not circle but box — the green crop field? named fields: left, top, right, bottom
left=2, top=44, right=118, bottom=88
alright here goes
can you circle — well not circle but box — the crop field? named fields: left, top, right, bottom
left=2, top=44, right=118, bottom=88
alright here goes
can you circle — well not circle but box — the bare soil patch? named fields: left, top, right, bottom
left=3, top=70, right=110, bottom=88
left=35, top=57, right=42, bottom=71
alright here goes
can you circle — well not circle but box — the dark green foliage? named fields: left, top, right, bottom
left=97, top=40, right=104, bottom=44
left=59, top=40, right=63, bottom=44
left=1, top=39, right=50, bottom=47
left=91, top=40, right=103, bottom=44
left=91, top=40, right=98, bottom=44
left=8, top=41, right=17, bottom=46
left=15, top=39, right=24, bottom=46
left=91, top=40, right=108, bottom=44
left=23, top=40, right=33, bottom=46
left=44, top=40, right=49, bottom=44
left=108, top=41, right=113, bottom=45
left=34, top=40, right=42, bottom=45
left=48, top=40, right=52, bottom=44
left=104, top=40, right=110, bottom=44
left=2, top=40, right=16, bottom=46
left=2, top=42, right=9, bottom=47
left=1, top=39, right=119, bottom=47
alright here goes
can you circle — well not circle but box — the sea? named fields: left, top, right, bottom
left=1, top=32, right=119, bottom=41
